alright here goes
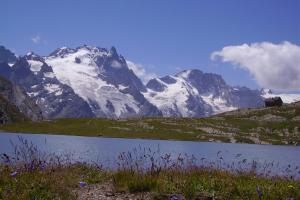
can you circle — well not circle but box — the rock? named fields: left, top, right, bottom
left=105, top=192, right=115, bottom=197
left=0, top=94, right=27, bottom=124
left=291, top=116, right=300, bottom=121
left=260, top=114, right=286, bottom=122
left=249, top=114, right=286, bottom=122
left=264, top=97, right=283, bottom=107
left=0, top=76, right=42, bottom=122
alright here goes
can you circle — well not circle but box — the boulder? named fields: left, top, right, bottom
left=264, top=97, right=283, bottom=107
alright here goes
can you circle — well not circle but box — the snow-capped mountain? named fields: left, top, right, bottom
left=45, top=45, right=161, bottom=118
left=144, top=69, right=264, bottom=117
left=0, top=46, right=94, bottom=118
left=261, top=89, right=300, bottom=103
left=0, top=45, right=161, bottom=118
left=2, top=44, right=297, bottom=119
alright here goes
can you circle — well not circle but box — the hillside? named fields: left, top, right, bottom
left=1, top=101, right=299, bottom=145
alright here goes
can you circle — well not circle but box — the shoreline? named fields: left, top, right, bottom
left=0, top=129, right=298, bottom=147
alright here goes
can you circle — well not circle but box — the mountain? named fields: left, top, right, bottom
left=144, top=69, right=264, bottom=117
left=0, top=76, right=42, bottom=123
left=45, top=45, right=161, bottom=118
left=1, top=44, right=294, bottom=119
left=0, top=46, right=95, bottom=119
left=0, top=45, right=161, bottom=118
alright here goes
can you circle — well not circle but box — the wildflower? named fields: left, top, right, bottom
left=40, top=163, right=46, bottom=171
left=79, top=181, right=87, bottom=187
left=30, top=165, right=36, bottom=171
left=170, top=195, right=179, bottom=200
left=10, top=171, right=17, bottom=177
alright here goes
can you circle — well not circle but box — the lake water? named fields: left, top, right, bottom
left=0, top=132, right=299, bottom=178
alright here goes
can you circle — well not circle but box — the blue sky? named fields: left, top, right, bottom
left=0, top=0, right=299, bottom=89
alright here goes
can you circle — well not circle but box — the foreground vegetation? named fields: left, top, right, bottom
left=0, top=138, right=299, bottom=199
left=1, top=164, right=299, bottom=200
left=1, top=101, right=300, bottom=145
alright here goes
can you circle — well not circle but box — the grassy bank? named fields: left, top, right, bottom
left=1, top=164, right=299, bottom=200
left=1, top=107, right=300, bottom=145
left=0, top=164, right=106, bottom=200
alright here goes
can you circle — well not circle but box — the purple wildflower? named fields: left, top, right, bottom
left=30, top=165, right=35, bottom=171
left=79, top=181, right=87, bottom=187
left=40, top=163, right=46, bottom=171
left=170, top=195, right=179, bottom=200
left=10, top=171, right=17, bottom=177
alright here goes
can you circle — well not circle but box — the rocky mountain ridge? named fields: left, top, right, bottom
left=1, top=45, right=295, bottom=119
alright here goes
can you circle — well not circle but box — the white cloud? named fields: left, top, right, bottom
left=31, top=35, right=41, bottom=44
left=126, top=60, right=157, bottom=84
left=31, top=34, right=48, bottom=45
left=211, top=41, right=300, bottom=90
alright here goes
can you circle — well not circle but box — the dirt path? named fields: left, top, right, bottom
left=74, top=181, right=153, bottom=200
left=74, top=180, right=213, bottom=200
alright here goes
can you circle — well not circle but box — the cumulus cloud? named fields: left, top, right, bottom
left=126, top=60, right=157, bottom=84
left=31, top=35, right=41, bottom=44
left=211, top=41, right=300, bottom=90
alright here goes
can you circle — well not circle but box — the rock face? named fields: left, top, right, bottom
left=0, top=76, right=42, bottom=123
left=0, top=45, right=266, bottom=118
left=0, top=94, right=27, bottom=124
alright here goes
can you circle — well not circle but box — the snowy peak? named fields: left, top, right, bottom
left=108, top=46, right=118, bottom=58
left=49, top=47, right=76, bottom=57
left=144, top=74, right=204, bottom=117
left=49, top=45, right=120, bottom=60
left=144, top=69, right=264, bottom=117
left=177, top=69, right=228, bottom=95
left=44, top=45, right=158, bottom=118
left=175, top=69, right=198, bottom=79
left=23, top=52, right=47, bottom=74
left=146, top=76, right=180, bottom=90
left=160, top=75, right=177, bottom=84
left=260, top=88, right=273, bottom=95
left=0, top=48, right=95, bottom=119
